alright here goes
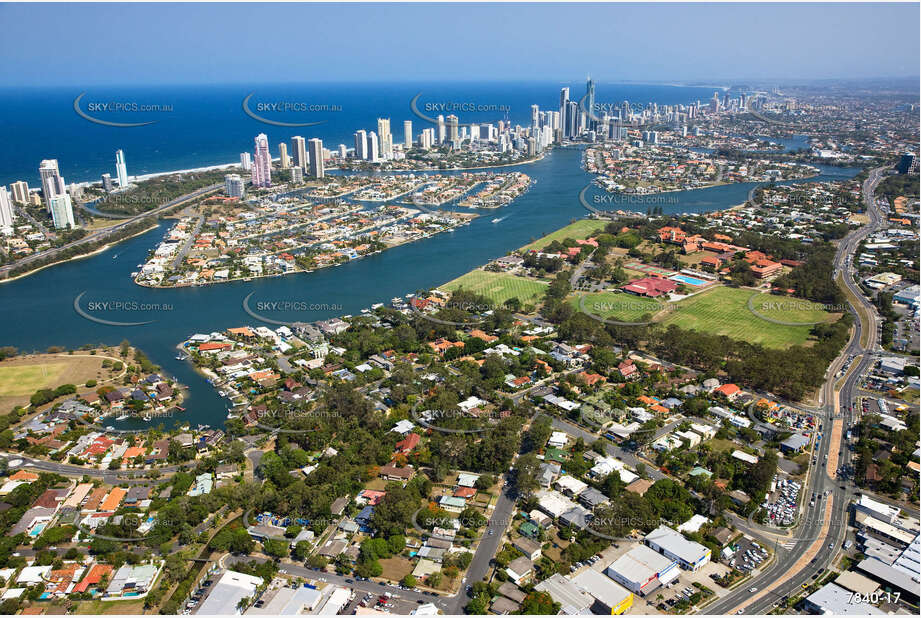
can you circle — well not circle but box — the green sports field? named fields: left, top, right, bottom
left=441, top=270, right=548, bottom=307
left=520, top=219, right=609, bottom=252
left=661, top=287, right=837, bottom=348
left=568, top=291, right=666, bottom=323
left=0, top=363, right=68, bottom=396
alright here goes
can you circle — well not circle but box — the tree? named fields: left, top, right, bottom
left=519, top=590, right=560, bottom=615
left=401, top=574, right=417, bottom=588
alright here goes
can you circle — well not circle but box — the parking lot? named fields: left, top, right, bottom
left=720, top=536, right=770, bottom=575
left=762, top=474, right=802, bottom=526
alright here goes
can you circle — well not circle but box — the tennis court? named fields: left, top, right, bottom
left=624, top=261, right=677, bottom=277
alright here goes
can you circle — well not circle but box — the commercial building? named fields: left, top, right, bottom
left=571, top=568, right=633, bottom=615
left=802, top=582, right=884, bottom=615
left=645, top=525, right=711, bottom=571
left=196, top=569, right=263, bottom=614
left=535, top=573, right=593, bottom=614
left=605, top=544, right=679, bottom=595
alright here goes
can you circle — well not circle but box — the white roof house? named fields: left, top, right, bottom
left=645, top=525, right=711, bottom=571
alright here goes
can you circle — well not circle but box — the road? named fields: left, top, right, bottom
left=1, top=451, right=178, bottom=484
left=0, top=183, right=221, bottom=277
left=703, top=165, right=890, bottom=615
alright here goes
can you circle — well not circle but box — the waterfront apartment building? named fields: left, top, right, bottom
left=446, top=115, right=459, bottom=147
left=291, top=136, right=307, bottom=171
left=0, top=186, right=14, bottom=231
left=240, top=152, right=252, bottom=171
left=49, top=194, right=75, bottom=229
left=366, top=132, right=380, bottom=163
left=377, top=118, right=392, bottom=159
left=437, top=114, right=445, bottom=144
left=353, top=130, right=367, bottom=160
left=224, top=174, right=245, bottom=199
left=251, top=133, right=272, bottom=188
left=278, top=142, right=290, bottom=169
left=403, top=120, right=412, bottom=148
left=308, top=138, right=324, bottom=178
left=10, top=180, right=29, bottom=204
left=115, top=149, right=128, bottom=187
left=101, top=173, right=114, bottom=192
left=419, top=128, right=434, bottom=150
left=39, top=159, right=66, bottom=213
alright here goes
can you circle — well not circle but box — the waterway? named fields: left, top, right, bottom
left=0, top=147, right=860, bottom=430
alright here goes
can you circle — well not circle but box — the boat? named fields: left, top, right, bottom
left=115, top=414, right=130, bottom=421
left=492, top=217, right=505, bottom=223
left=176, top=354, right=187, bottom=361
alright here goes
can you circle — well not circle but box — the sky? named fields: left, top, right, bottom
left=1, top=2, right=918, bottom=87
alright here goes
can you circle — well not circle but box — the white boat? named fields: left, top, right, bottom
left=492, top=217, right=505, bottom=223
left=115, top=414, right=130, bottom=421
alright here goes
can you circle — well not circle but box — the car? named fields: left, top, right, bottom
left=749, top=587, right=758, bottom=593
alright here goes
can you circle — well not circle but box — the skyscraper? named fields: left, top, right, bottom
left=240, top=152, right=252, bottom=171
left=446, top=115, right=459, bottom=146
left=39, top=159, right=66, bottom=213
left=366, top=132, right=379, bottom=163
left=585, top=77, right=596, bottom=129
left=49, top=194, right=75, bottom=229
left=354, top=130, right=368, bottom=160
left=224, top=174, right=245, bottom=199
left=436, top=115, right=445, bottom=144
left=101, top=173, right=114, bottom=192
left=559, top=87, right=570, bottom=136
left=531, top=104, right=540, bottom=131
left=10, top=181, right=29, bottom=204
left=0, top=186, right=14, bottom=231
left=291, top=136, right=307, bottom=171
left=278, top=142, right=290, bottom=169
left=308, top=138, right=325, bottom=178
left=251, top=133, right=272, bottom=188
left=377, top=118, right=392, bottom=159
left=115, top=149, right=128, bottom=188
left=403, top=120, right=413, bottom=148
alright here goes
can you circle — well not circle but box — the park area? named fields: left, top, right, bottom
left=0, top=351, right=119, bottom=411
left=661, top=287, right=838, bottom=348
left=520, top=219, right=608, bottom=251
left=571, top=286, right=838, bottom=348
left=440, top=270, right=547, bottom=308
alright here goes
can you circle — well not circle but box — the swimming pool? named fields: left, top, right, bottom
left=670, top=274, right=709, bottom=286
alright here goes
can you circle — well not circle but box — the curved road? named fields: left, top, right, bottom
left=0, top=183, right=221, bottom=278
left=704, top=165, right=890, bottom=615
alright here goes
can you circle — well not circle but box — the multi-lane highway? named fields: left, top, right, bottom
left=705, top=166, right=890, bottom=615
left=0, top=183, right=221, bottom=278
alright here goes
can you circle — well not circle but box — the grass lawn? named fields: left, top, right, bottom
left=379, top=556, right=414, bottom=582
left=569, top=291, right=666, bottom=323
left=440, top=270, right=547, bottom=307
left=662, top=287, right=835, bottom=348
left=74, top=599, right=147, bottom=614
left=520, top=219, right=608, bottom=252
left=705, top=438, right=738, bottom=454
left=0, top=363, right=69, bottom=396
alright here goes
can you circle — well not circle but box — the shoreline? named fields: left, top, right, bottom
left=133, top=214, right=477, bottom=289
left=0, top=223, right=159, bottom=285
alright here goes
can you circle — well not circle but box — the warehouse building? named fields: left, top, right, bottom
left=645, top=525, right=711, bottom=571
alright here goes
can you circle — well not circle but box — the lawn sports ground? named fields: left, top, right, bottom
left=520, top=219, right=608, bottom=251
left=572, top=286, right=837, bottom=348
left=0, top=352, right=115, bottom=410
left=440, top=270, right=547, bottom=307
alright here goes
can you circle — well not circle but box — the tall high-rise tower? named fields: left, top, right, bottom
left=39, top=159, right=66, bottom=213
left=308, top=138, right=325, bottom=178
left=251, top=133, right=272, bottom=188
left=291, top=136, right=307, bottom=171
left=115, top=149, right=128, bottom=187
